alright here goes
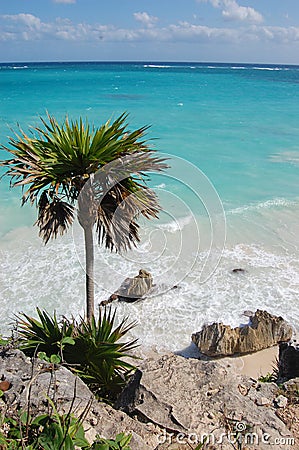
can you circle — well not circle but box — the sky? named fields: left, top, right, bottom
left=0, top=0, right=299, bottom=64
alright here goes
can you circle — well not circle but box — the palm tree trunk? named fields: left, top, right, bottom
left=84, top=225, right=94, bottom=321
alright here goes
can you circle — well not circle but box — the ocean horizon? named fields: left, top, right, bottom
left=0, top=60, right=298, bottom=353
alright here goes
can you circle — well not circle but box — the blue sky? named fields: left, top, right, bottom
left=0, top=0, right=299, bottom=63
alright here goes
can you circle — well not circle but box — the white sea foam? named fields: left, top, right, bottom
left=12, top=66, right=28, bottom=70
left=1, top=200, right=298, bottom=353
left=156, top=214, right=192, bottom=233
left=227, top=197, right=298, bottom=215
left=143, top=64, right=172, bottom=69
left=253, top=67, right=283, bottom=71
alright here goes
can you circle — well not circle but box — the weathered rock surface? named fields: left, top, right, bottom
left=116, top=353, right=295, bottom=449
left=278, top=341, right=299, bottom=382
left=0, top=348, right=158, bottom=450
left=275, top=378, right=299, bottom=443
left=0, top=348, right=296, bottom=450
left=100, top=269, right=153, bottom=306
left=192, top=310, right=293, bottom=356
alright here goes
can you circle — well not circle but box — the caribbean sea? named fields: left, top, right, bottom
left=0, top=61, right=298, bottom=352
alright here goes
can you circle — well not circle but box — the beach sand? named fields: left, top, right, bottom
left=223, top=346, right=279, bottom=379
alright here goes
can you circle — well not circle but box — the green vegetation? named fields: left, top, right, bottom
left=258, top=372, right=276, bottom=383
left=0, top=113, right=167, bottom=320
left=0, top=406, right=132, bottom=449
left=16, top=307, right=138, bottom=401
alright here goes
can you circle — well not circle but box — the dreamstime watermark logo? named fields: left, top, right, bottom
left=73, top=153, right=226, bottom=297
left=157, top=422, right=296, bottom=447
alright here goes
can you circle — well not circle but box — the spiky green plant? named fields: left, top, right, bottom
left=16, top=307, right=74, bottom=358
left=65, top=308, right=138, bottom=399
left=17, top=308, right=138, bottom=399
left=0, top=113, right=168, bottom=320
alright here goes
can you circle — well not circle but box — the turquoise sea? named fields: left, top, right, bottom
left=0, top=61, right=298, bottom=352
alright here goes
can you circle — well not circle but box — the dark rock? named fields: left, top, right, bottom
left=114, top=369, right=142, bottom=414
left=192, top=310, right=293, bottom=356
left=278, top=342, right=299, bottom=381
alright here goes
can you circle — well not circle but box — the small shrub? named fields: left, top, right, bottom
left=16, top=307, right=75, bottom=359
left=0, top=406, right=89, bottom=449
left=90, top=433, right=132, bottom=449
left=258, top=372, right=275, bottom=383
left=0, top=409, right=132, bottom=449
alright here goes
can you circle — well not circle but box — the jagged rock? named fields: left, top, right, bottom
left=0, top=348, right=296, bottom=450
left=256, top=396, right=271, bottom=406
left=100, top=269, right=153, bottom=306
left=0, top=348, right=159, bottom=450
left=192, top=310, right=293, bottom=356
left=129, top=353, right=293, bottom=449
left=278, top=341, right=299, bottom=381
left=275, top=377, right=299, bottom=442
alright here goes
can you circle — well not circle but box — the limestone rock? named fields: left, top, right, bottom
left=192, top=310, right=292, bottom=356
left=130, top=353, right=293, bottom=449
left=0, top=347, right=296, bottom=450
left=275, top=377, right=299, bottom=442
left=0, top=348, right=158, bottom=450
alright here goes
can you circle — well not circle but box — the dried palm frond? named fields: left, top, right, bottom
left=36, top=191, right=74, bottom=244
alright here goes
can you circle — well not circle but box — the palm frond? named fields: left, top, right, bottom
left=95, top=180, right=163, bottom=252
left=36, top=191, right=74, bottom=244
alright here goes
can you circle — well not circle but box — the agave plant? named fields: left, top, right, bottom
left=17, top=307, right=74, bottom=358
left=65, top=308, right=138, bottom=399
left=0, top=113, right=168, bottom=320
left=17, top=308, right=138, bottom=399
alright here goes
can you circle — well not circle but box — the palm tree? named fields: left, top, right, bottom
left=0, top=113, right=167, bottom=320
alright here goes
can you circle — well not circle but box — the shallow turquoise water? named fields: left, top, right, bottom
left=0, top=62, right=298, bottom=350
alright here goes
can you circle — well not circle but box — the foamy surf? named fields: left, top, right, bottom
left=0, top=201, right=298, bottom=353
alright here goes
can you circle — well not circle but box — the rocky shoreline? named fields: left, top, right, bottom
left=0, top=310, right=298, bottom=449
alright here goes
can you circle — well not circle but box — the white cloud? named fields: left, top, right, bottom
left=2, top=13, right=42, bottom=29
left=1, top=13, right=299, bottom=48
left=133, top=12, right=158, bottom=28
left=222, top=0, right=263, bottom=23
left=198, top=0, right=263, bottom=24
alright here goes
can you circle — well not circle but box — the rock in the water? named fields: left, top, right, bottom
left=278, top=341, right=299, bottom=381
left=232, top=268, right=246, bottom=274
left=100, top=269, right=153, bottom=306
left=192, top=310, right=293, bottom=356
